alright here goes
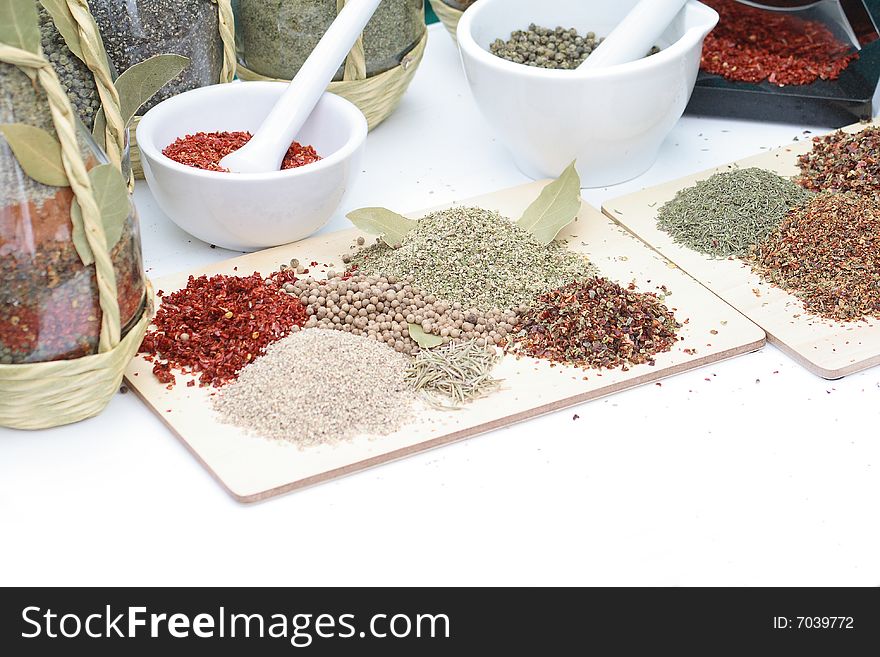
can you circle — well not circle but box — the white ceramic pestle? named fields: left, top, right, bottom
left=579, top=0, right=689, bottom=70
left=220, top=0, right=381, bottom=173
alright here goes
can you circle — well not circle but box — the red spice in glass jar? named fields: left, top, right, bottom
left=701, top=0, right=858, bottom=86
left=162, top=131, right=321, bottom=172
left=139, top=271, right=308, bottom=387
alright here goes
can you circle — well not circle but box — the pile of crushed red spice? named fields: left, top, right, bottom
left=506, top=278, right=680, bottom=370
left=796, top=126, right=880, bottom=195
left=139, top=270, right=308, bottom=387
left=162, top=131, right=321, bottom=172
left=700, top=0, right=858, bottom=86
left=748, top=192, right=880, bottom=322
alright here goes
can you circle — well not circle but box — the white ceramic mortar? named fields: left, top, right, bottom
left=457, top=0, right=719, bottom=187
left=137, top=82, right=368, bottom=252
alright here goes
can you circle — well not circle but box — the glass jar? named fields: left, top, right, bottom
left=88, top=0, right=225, bottom=113
left=0, top=62, right=146, bottom=365
left=235, top=0, right=424, bottom=80
left=38, top=3, right=108, bottom=131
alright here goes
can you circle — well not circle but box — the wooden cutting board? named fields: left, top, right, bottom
left=603, top=121, right=880, bottom=380
left=125, top=181, right=765, bottom=502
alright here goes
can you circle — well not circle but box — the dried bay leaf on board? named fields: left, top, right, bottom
left=0, top=0, right=41, bottom=54
left=408, top=323, right=444, bottom=349
left=517, top=160, right=582, bottom=245
left=39, top=0, right=85, bottom=62
left=0, top=123, right=68, bottom=187
left=92, top=54, right=190, bottom=141
left=347, top=207, right=418, bottom=248
left=68, top=164, right=131, bottom=266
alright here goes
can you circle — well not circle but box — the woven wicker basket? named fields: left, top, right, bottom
left=0, top=25, right=153, bottom=430
left=428, top=0, right=464, bottom=42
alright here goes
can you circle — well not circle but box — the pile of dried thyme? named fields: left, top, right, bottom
left=749, top=193, right=880, bottom=322
left=657, top=168, right=812, bottom=258
left=506, top=278, right=680, bottom=370
left=797, top=127, right=880, bottom=195
left=350, top=206, right=594, bottom=312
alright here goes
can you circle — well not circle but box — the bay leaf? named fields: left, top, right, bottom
left=517, top=160, right=582, bottom=245
left=38, top=0, right=84, bottom=62
left=92, top=54, right=189, bottom=140
left=346, top=207, right=418, bottom=247
left=0, top=0, right=40, bottom=54
left=88, top=164, right=130, bottom=249
left=0, top=123, right=68, bottom=187
left=69, top=199, right=94, bottom=266
left=68, top=165, right=131, bottom=266
left=408, top=323, right=444, bottom=349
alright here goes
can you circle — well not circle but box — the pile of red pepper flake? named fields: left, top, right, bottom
left=701, top=0, right=858, bottom=86
left=162, top=131, right=321, bottom=173
left=796, top=126, right=880, bottom=194
left=139, top=272, right=308, bottom=387
left=506, top=278, right=680, bottom=371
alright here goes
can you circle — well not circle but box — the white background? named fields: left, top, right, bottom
left=2, top=25, right=878, bottom=586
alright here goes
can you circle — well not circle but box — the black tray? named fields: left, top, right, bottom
left=686, top=0, right=880, bottom=126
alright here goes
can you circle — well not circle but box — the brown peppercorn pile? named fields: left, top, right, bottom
left=282, top=272, right=519, bottom=355
left=139, top=272, right=308, bottom=387
left=506, top=278, right=680, bottom=370
left=796, top=127, right=880, bottom=195
left=749, top=193, right=880, bottom=322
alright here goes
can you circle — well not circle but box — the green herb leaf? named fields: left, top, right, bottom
left=69, top=199, right=94, bottom=266
left=89, top=164, right=130, bottom=249
left=408, top=323, right=444, bottom=349
left=93, top=53, right=190, bottom=139
left=0, top=0, right=41, bottom=54
left=68, top=165, right=131, bottom=266
left=38, top=0, right=84, bottom=62
left=517, top=160, right=582, bottom=245
left=0, top=123, right=68, bottom=187
left=346, top=207, right=418, bottom=248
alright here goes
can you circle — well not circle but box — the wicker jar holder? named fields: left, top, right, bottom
left=0, top=29, right=152, bottom=431
left=237, top=4, right=428, bottom=131
left=129, top=0, right=237, bottom=179
left=428, top=0, right=464, bottom=42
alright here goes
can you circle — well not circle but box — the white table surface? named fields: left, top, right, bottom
left=3, top=24, right=879, bottom=587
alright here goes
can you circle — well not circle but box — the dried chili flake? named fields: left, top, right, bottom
left=162, top=131, right=321, bottom=173
left=701, top=0, right=858, bottom=86
left=139, top=272, right=308, bottom=387
left=506, top=278, right=680, bottom=370
left=796, top=126, right=880, bottom=194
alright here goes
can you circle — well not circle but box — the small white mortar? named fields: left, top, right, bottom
left=457, top=0, right=719, bottom=187
left=137, top=81, right=368, bottom=252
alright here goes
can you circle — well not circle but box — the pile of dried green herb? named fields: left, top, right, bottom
left=656, top=167, right=812, bottom=258
left=749, top=193, right=880, bottom=322
left=506, top=278, right=680, bottom=370
left=797, top=127, right=880, bottom=195
left=349, top=206, right=594, bottom=312
left=406, top=339, right=501, bottom=408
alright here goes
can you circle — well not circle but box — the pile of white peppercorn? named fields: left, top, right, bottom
left=281, top=272, right=520, bottom=355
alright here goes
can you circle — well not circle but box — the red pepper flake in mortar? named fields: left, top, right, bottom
left=506, top=278, right=680, bottom=370
left=701, top=0, right=858, bottom=86
left=162, top=131, right=321, bottom=173
left=139, top=272, right=308, bottom=387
